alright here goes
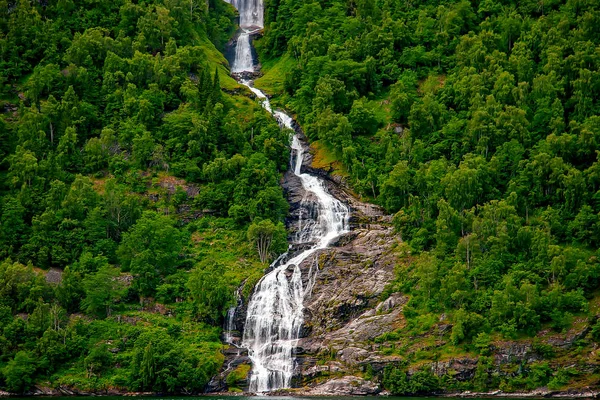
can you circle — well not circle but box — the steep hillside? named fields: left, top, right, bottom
left=2, top=0, right=600, bottom=395
left=250, top=0, right=600, bottom=394
left=0, top=0, right=291, bottom=394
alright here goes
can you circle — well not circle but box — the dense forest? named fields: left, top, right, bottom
left=257, top=0, right=600, bottom=340
left=2, top=0, right=600, bottom=394
left=0, top=0, right=290, bottom=393
left=253, top=0, right=600, bottom=392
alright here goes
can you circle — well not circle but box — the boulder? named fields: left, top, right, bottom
left=301, top=376, right=380, bottom=395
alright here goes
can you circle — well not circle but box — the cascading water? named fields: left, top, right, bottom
left=242, top=121, right=350, bottom=392
left=231, top=29, right=259, bottom=73
left=223, top=306, right=237, bottom=345
left=225, top=0, right=263, bottom=74
left=227, top=0, right=263, bottom=28
left=223, top=283, right=245, bottom=346
left=224, top=0, right=351, bottom=392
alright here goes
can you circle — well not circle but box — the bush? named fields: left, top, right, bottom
left=2, top=351, right=37, bottom=393
left=84, top=344, right=113, bottom=378
left=226, top=364, right=251, bottom=389
left=548, top=368, right=577, bottom=390
left=532, top=340, right=556, bottom=358
left=473, top=332, right=492, bottom=355
left=382, top=366, right=410, bottom=395
left=590, top=319, right=600, bottom=342
left=374, top=331, right=401, bottom=343
left=451, top=309, right=488, bottom=345
left=550, top=310, right=573, bottom=332
left=383, top=366, right=441, bottom=395
left=410, top=369, right=441, bottom=394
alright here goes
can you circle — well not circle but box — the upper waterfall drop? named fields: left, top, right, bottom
left=225, top=0, right=263, bottom=73
left=226, top=0, right=263, bottom=28
left=231, top=31, right=255, bottom=73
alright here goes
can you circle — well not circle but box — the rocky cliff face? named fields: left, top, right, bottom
left=291, top=177, right=404, bottom=394
left=208, top=131, right=600, bottom=396
left=208, top=130, right=405, bottom=394
left=293, top=227, right=405, bottom=395
left=208, top=132, right=600, bottom=398
left=269, top=132, right=403, bottom=394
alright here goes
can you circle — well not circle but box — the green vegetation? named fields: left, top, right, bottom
left=226, top=364, right=252, bottom=391
left=253, top=53, right=295, bottom=96
left=381, top=359, right=580, bottom=394
left=3, top=0, right=600, bottom=393
left=253, top=0, right=600, bottom=392
left=383, top=366, right=441, bottom=395
left=257, top=0, right=600, bottom=349
left=0, top=0, right=291, bottom=394
left=247, top=218, right=288, bottom=264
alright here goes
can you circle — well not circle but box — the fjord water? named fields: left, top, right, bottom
left=225, top=0, right=350, bottom=392
left=12, top=397, right=443, bottom=400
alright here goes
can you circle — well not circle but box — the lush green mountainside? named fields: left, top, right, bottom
left=253, top=0, right=600, bottom=393
left=0, top=0, right=289, bottom=394
left=2, top=0, right=600, bottom=394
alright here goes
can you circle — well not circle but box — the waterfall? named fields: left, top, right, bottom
left=234, top=84, right=350, bottom=392
left=227, top=0, right=263, bottom=28
left=225, top=0, right=351, bottom=393
left=225, top=0, right=263, bottom=73
left=242, top=124, right=350, bottom=392
left=223, top=283, right=244, bottom=346
left=231, top=29, right=258, bottom=73
left=223, top=306, right=236, bottom=344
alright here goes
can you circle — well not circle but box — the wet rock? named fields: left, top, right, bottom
left=430, top=358, right=478, bottom=381
left=206, top=346, right=251, bottom=393
left=30, top=386, right=60, bottom=396
left=438, top=323, right=453, bottom=335
left=290, top=217, right=405, bottom=390
left=301, top=361, right=348, bottom=378
left=298, top=228, right=402, bottom=354
left=492, top=342, right=540, bottom=364
left=544, top=326, right=591, bottom=349
left=281, top=143, right=401, bottom=389
left=301, top=376, right=380, bottom=395
left=338, top=347, right=371, bottom=364
left=45, top=267, right=63, bottom=284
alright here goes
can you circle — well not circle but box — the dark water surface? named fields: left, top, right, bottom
left=6, top=397, right=489, bottom=400
left=5, top=394, right=450, bottom=400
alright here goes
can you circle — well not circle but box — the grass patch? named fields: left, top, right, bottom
left=226, top=364, right=251, bottom=390
left=254, top=54, right=295, bottom=95
left=310, top=140, right=348, bottom=177
left=188, top=216, right=266, bottom=293
left=223, top=90, right=268, bottom=123
left=196, top=31, right=239, bottom=91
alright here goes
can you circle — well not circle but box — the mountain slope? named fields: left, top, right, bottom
left=0, top=0, right=292, bottom=394
left=251, top=0, right=600, bottom=394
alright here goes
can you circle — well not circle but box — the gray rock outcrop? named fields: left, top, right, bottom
left=299, top=376, right=381, bottom=395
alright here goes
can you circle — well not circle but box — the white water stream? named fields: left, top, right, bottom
left=225, top=0, right=351, bottom=392
left=226, top=0, right=262, bottom=74
left=231, top=30, right=256, bottom=73
left=240, top=82, right=350, bottom=392
left=227, top=0, right=264, bottom=28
